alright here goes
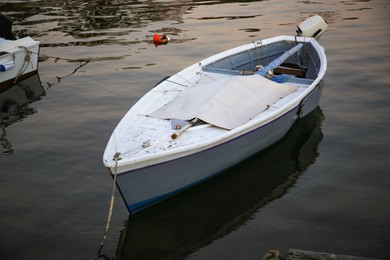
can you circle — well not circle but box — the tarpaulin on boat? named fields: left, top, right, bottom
left=148, top=74, right=297, bottom=130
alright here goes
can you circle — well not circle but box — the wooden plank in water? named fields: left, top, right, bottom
left=287, top=249, right=381, bottom=260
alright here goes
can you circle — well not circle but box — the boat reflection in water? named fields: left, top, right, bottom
left=0, top=74, right=44, bottom=156
left=115, top=107, right=324, bottom=259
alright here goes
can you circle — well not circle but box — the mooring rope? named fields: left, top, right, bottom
left=14, top=46, right=33, bottom=83
left=95, top=153, right=120, bottom=259
left=11, top=47, right=91, bottom=88
left=21, top=47, right=90, bottom=63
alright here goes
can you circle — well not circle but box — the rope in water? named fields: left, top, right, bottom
left=20, top=46, right=90, bottom=63
left=12, top=47, right=91, bottom=88
left=95, top=153, right=120, bottom=259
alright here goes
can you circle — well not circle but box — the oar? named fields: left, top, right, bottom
left=257, top=43, right=303, bottom=76
left=171, top=118, right=198, bottom=140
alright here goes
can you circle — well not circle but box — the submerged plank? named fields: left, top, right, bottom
left=287, top=249, right=382, bottom=260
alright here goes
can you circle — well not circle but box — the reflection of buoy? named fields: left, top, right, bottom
left=153, top=34, right=170, bottom=47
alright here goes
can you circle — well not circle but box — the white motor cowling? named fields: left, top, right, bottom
left=296, top=15, right=328, bottom=40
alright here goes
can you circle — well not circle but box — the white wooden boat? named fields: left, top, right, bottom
left=103, top=16, right=328, bottom=214
left=0, top=36, right=40, bottom=90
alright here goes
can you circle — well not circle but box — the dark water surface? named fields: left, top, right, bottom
left=1, top=0, right=389, bottom=259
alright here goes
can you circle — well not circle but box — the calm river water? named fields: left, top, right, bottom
left=1, top=0, right=389, bottom=259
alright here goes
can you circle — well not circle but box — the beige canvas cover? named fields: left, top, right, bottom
left=149, top=74, right=297, bottom=130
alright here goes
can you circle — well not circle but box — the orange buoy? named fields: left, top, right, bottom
left=153, top=34, right=170, bottom=47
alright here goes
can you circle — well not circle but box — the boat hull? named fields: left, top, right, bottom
left=115, top=107, right=324, bottom=259
left=115, top=102, right=308, bottom=213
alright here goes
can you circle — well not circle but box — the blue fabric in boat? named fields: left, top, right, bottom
left=270, top=74, right=292, bottom=83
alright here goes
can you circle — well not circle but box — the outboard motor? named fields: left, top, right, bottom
left=296, top=15, right=328, bottom=40
left=0, top=13, right=15, bottom=40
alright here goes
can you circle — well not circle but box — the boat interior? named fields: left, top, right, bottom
left=202, top=40, right=320, bottom=85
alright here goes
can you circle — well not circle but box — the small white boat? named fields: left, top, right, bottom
left=0, top=37, right=40, bottom=90
left=103, top=15, right=328, bottom=214
left=0, top=14, right=40, bottom=90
